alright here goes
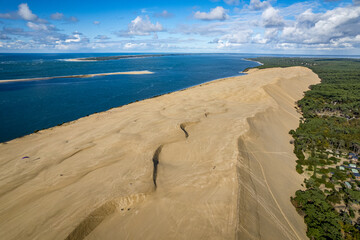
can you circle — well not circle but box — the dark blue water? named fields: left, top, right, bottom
left=0, top=53, right=262, bottom=142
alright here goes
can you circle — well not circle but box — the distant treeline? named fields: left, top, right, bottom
left=251, top=57, right=360, bottom=240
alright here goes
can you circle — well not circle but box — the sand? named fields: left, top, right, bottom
left=0, top=71, right=153, bottom=83
left=0, top=67, right=320, bottom=240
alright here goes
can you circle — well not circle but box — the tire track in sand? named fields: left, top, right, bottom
left=241, top=137, right=301, bottom=240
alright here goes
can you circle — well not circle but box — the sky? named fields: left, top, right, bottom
left=0, top=0, right=360, bottom=54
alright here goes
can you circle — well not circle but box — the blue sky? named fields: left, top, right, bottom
left=0, top=0, right=360, bottom=54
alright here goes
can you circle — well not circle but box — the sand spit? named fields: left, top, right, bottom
left=0, top=67, right=320, bottom=240
left=0, top=71, right=154, bottom=83
left=243, top=58, right=263, bottom=66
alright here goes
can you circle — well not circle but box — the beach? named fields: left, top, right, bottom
left=0, top=67, right=320, bottom=240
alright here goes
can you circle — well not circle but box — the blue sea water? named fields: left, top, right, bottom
left=0, top=53, right=262, bottom=142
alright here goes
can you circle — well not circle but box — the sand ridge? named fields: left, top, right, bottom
left=0, top=67, right=320, bottom=240
left=0, top=70, right=154, bottom=83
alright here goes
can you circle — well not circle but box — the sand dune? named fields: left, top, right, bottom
left=0, top=67, right=320, bottom=240
left=0, top=70, right=153, bottom=83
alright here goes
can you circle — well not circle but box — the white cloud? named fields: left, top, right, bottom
left=50, top=12, right=78, bottom=23
left=194, top=6, right=229, bottom=21
left=262, top=7, right=284, bottom=28
left=67, top=16, right=78, bottom=22
left=264, top=28, right=279, bottom=40
left=274, top=42, right=297, bottom=50
left=282, top=6, right=360, bottom=45
left=0, top=3, right=48, bottom=23
left=250, top=28, right=278, bottom=44
left=154, top=10, right=173, bottom=18
left=124, top=42, right=148, bottom=49
left=251, top=34, right=265, bottom=44
left=26, top=22, right=48, bottom=31
left=223, top=0, right=240, bottom=6
left=0, top=24, right=90, bottom=51
left=53, top=33, right=89, bottom=50
left=94, top=35, right=110, bottom=40
left=280, top=2, right=320, bottom=18
left=18, top=3, right=37, bottom=21
left=50, top=12, right=63, bottom=20
left=1, top=0, right=360, bottom=52
left=25, top=22, right=58, bottom=32
left=249, top=0, right=271, bottom=11
left=216, top=40, right=242, bottom=49
left=218, top=31, right=252, bottom=44
left=211, top=29, right=253, bottom=48
left=65, top=34, right=81, bottom=43
left=0, top=13, right=16, bottom=19
left=332, top=35, right=360, bottom=47
left=126, top=16, right=164, bottom=36
left=176, top=22, right=229, bottom=36
left=0, top=33, right=11, bottom=40
left=296, top=9, right=318, bottom=28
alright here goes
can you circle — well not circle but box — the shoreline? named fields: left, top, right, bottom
left=0, top=70, right=154, bottom=83
left=243, top=58, right=264, bottom=66
left=0, top=67, right=320, bottom=239
left=0, top=68, right=254, bottom=143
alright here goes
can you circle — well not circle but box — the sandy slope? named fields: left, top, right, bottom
left=0, top=67, right=320, bottom=240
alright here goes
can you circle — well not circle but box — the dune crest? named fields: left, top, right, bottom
left=0, top=67, right=319, bottom=240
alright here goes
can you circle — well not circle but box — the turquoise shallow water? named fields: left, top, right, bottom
left=0, top=53, right=263, bottom=142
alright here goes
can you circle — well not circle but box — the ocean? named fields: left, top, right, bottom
left=0, top=53, right=262, bottom=142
